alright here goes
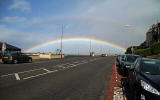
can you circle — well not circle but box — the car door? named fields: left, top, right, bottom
left=18, top=53, right=24, bottom=62
left=129, top=59, right=140, bottom=86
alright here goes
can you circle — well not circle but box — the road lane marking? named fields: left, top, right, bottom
left=14, top=73, right=20, bottom=80
left=23, top=70, right=59, bottom=80
left=1, top=58, right=102, bottom=80
left=73, top=61, right=80, bottom=64
left=1, top=68, right=43, bottom=78
left=1, top=73, right=14, bottom=77
left=57, top=65, right=66, bottom=69
left=43, top=68, right=50, bottom=72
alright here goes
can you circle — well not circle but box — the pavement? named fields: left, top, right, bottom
left=0, top=56, right=115, bottom=100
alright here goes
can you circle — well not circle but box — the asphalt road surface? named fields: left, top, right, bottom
left=0, top=56, right=114, bottom=100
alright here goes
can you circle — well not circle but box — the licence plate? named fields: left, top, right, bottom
left=4, top=57, right=8, bottom=58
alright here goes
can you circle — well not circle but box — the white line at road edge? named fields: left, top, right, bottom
left=14, top=73, right=20, bottom=80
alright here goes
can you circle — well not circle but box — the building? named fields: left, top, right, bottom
left=0, top=42, right=21, bottom=58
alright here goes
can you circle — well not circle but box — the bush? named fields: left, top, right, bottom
left=150, top=42, right=160, bottom=55
left=134, top=48, right=151, bottom=57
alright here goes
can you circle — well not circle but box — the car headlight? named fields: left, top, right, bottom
left=141, top=80, right=160, bottom=95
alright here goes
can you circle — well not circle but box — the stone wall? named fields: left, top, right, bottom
left=25, top=53, right=64, bottom=59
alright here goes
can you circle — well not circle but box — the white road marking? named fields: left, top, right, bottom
left=68, top=64, right=76, bottom=66
left=43, top=68, right=50, bottom=72
left=113, top=87, right=127, bottom=100
left=18, top=68, right=43, bottom=74
left=14, top=73, right=20, bottom=80
left=57, top=65, right=66, bottom=69
left=1, top=58, right=102, bottom=80
left=23, top=70, right=59, bottom=80
left=73, top=61, right=80, bottom=64
left=1, top=73, right=14, bottom=77
left=0, top=68, right=43, bottom=78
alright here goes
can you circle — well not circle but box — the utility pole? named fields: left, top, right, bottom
left=100, top=46, right=102, bottom=54
left=89, top=40, right=91, bottom=56
left=60, top=25, right=64, bottom=59
left=78, top=48, right=79, bottom=56
left=157, top=21, right=160, bottom=42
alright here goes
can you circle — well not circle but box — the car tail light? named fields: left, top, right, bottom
left=10, top=56, right=13, bottom=60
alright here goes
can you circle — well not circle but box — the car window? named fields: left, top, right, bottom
left=5, top=52, right=17, bottom=56
left=126, top=55, right=139, bottom=63
left=141, top=60, right=160, bottom=75
left=133, top=59, right=138, bottom=66
left=135, top=59, right=140, bottom=71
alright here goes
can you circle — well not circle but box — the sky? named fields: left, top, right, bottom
left=0, top=0, right=160, bottom=54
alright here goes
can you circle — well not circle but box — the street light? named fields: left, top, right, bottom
left=60, top=25, right=64, bottom=59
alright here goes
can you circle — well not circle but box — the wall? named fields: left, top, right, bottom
left=24, top=53, right=64, bottom=59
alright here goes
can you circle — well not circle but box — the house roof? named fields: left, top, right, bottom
left=0, top=42, right=21, bottom=51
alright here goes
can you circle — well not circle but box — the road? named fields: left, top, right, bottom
left=0, top=56, right=114, bottom=100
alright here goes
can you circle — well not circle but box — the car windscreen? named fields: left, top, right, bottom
left=121, top=55, right=125, bottom=59
left=126, top=55, right=138, bottom=63
left=5, top=52, right=19, bottom=56
left=141, top=60, right=160, bottom=75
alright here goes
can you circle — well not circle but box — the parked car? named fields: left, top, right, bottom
left=116, top=55, right=122, bottom=66
left=120, top=54, right=140, bottom=76
left=90, top=52, right=95, bottom=57
left=101, top=54, right=107, bottom=57
left=117, top=54, right=125, bottom=67
left=2, top=52, right=32, bottom=64
left=127, top=58, right=160, bottom=100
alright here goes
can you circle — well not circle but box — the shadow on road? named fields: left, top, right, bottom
left=121, top=78, right=134, bottom=100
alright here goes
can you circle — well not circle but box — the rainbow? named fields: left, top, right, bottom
left=24, top=38, right=126, bottom=52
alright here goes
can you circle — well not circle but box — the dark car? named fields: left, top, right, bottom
left=120, top=54, right=140, bottom=76
left=127, top=58, right=160, bottom=100
left=118, top=55, right=125, bottom=67
left=2, top=52, right=32, bottom=64
left=101, top=54, right=107, bottom=57
left=116, top=55, right=122, bottom=67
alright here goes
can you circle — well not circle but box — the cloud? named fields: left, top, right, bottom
left=0, top=24, right=60, bottom=50
left=1, top=16, right=27, bottom=23
left=8, top=0, right=31, bottom=12
left=2, top=0, right=160, bottom=53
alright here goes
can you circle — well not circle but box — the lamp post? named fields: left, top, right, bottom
left=89, top=40, right=91, bottom=56
left=60, top=25, right=64, bottom=59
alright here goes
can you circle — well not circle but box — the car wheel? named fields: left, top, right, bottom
left=28, top=58, right=32, bottom=63
left=13, top=59, right=18, bottom=64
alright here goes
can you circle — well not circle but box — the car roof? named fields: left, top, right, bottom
left=125, top=54, right=139, bottom=56
left=141, top=57, right=160, bottom=62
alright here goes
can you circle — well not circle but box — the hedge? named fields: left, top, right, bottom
left=134, top=48, right=151, bottom=57
left=150, top=42, right=160, bottom=55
